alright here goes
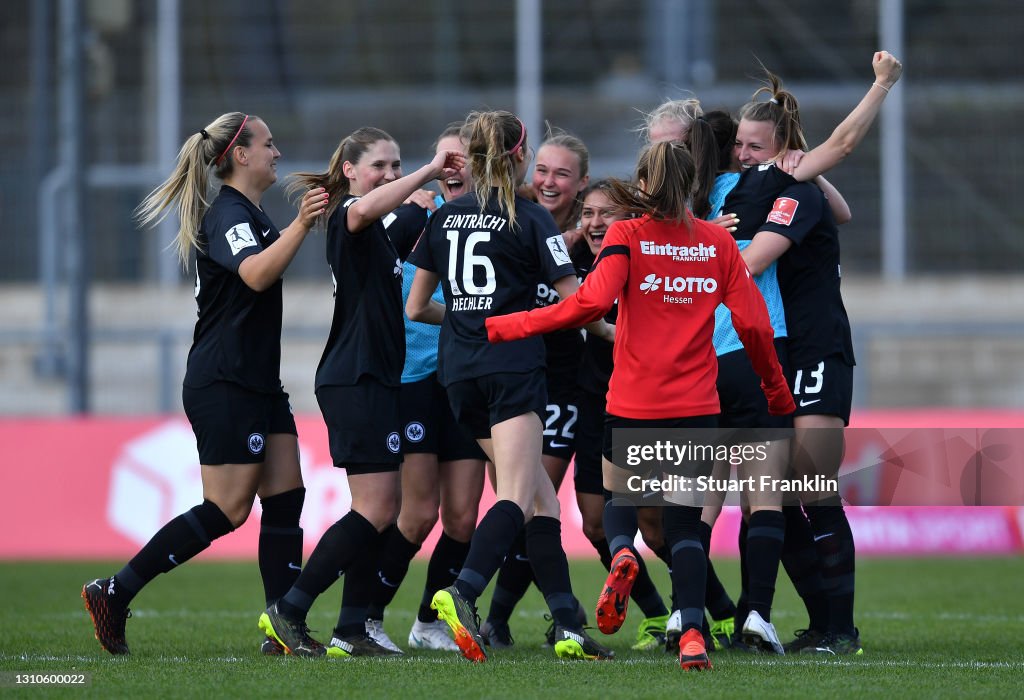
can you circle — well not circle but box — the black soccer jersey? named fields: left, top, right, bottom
left=408, top=191, right=576, bottom=386
left=758, top=181, right=855, bottom=368
left=315, top=196, right=428, bottom=389
left=724, top=163, right=799, bottom=243
left=537, top=240, right=593, bottom=388
left=184, top=185, right=284, bottom=393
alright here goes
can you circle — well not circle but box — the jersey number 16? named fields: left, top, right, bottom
left=446, top=231, right=496, bottom=296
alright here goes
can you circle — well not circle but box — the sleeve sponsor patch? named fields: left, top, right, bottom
left=224, top=222, right=257, bottom=255
left=766, top=197, right=799, bottom=226
left=545, top=234, right=571, bottom=265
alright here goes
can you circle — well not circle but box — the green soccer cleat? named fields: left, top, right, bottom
left=632, top=613, right=669, bottom=651
left=552, top=625, right=615, bottom=660
left=708, top=616, right=735, bottom=651
left=431, top=586, right=487, bottom=663
left=258, top=603, right=326, bottom=658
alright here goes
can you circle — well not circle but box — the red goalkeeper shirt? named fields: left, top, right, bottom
left=486, top=214, right=794, bottom=419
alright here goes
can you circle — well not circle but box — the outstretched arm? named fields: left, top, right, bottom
left=487, top=250, right=627, bottom=343
left=553, top=275, right=615, bottom=343
left=789, top=51, right=903, bottom=182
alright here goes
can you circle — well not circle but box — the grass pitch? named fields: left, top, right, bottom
left=2, top=557, right=1022, bottom=698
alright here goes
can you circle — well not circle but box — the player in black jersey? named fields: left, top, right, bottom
left=729, top=52, right=903, bottom=656
left=480, top=126, right=594, bottom=648
left=407, top=110, right=614, bottom=662
left=258, top=127, right=465, bottom=658
left=361, top=123, right=487, bottom=654
left=82, top=112, right=328, bottom=656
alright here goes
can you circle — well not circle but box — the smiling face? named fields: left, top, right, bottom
left=579, top=188, right=626, bottom=256
left=238, top=118, right=280, bottom=189
left=531, top=143, right=588, bottom=229
left=734, top=119, right=781, bottom=169
left=344, top=139, right=402, bottom=196
left=435, top=134, right=470, bottom=200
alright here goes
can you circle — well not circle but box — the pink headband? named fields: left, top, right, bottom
left=507, top=118, right=526, bottom=155
left=216, top=114, right=249, bottom=165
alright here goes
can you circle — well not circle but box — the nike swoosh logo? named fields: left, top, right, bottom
left=549, top=441, right=570, bottom=449
left=813, top=532, right=833, bottom=542
left=514, top=554, right=530, bottom=562
left=448, top=568, right=461, bottom=577
left=168, top=554, right=179, bottom=566
left=287, top=562, right=302, bottom=571
left=799, top=398, right=822, bottom=407
left=378, top=572, right=399, bottom=588
left=261, top=228, right=271, bottom=237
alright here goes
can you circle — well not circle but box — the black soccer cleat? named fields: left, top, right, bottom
left=258, top=603, right=326, bottom=658
left=82, top=578, right=131, bottom=655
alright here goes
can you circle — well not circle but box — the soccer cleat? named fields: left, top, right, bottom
left=552, top=625, right=615, bottom=660
left=709, top=616, right=735, bottom=651
left=82, top=578, right=131, bottom=655
left=595, top=549, right=639, bottom=634
left=678, top=628, right=712, bottom=671
left=258, top=603, right=326, bottom=658
left=431, top=586, right=487, bottom=663
left=479, top=619, right=515, bottom=649
left=365, top=619, right=404, bottom=654
left=785, top=628, right=827, bottom=654
left=727, top=632, right=755, bottom=653
left=408, top=619, right=459, bottom=651
left=664, top=609, right=682, bottom=654
left=543, top=599, right=587, bottom=648
left=261, top=635, right=285, bottom=655
left=811, top=629, right=863, bottom=656
left=326, top=633, right=403, bottom=658
left=632, top=613, right=669, bottom=651
left=741, top=610, right=785, bottom=655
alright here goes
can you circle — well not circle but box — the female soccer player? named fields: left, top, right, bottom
left=480, top=126, right=593, bottom=649
left=486, top=139, right=795, bottom=671
left=82, top=112, right=327, bottom=655
left=258, top=127, right=464, bottom=657
left=361, top=123, right=487, bottom=654
left=572, top=180, right=673, bottom=651
left=727, top=50, right=903, bottom=656
left=407, top=110, right=613, bottom=663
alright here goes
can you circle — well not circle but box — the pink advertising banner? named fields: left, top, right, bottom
left=2, top=411, right=1022, bottom=560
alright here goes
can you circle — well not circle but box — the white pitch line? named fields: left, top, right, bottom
left=4, top=653, right=1021, bottom=671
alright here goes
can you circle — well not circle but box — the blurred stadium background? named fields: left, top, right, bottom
left=1, top=0, right=1023, bottom=416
